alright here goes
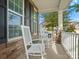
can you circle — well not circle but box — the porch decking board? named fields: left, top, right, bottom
left=0, top=43, right=7, bottom=59
left=17, top=39, right=71, bottom=59
left=7, top=39, right=26, bottom=59
left=46, top=43, right=70, bottom=59
left=0, top=39, right=72, bottom=59
left=0, top=39, right=27, bottom=59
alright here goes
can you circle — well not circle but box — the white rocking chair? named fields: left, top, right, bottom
left=21, top=26, right=45, bottom=59
left=39, top=28, right=50, bottom=48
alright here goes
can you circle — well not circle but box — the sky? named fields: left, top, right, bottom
left=69, top=0, right=79, bottom=22
left=39, top=15, right=44, bottom=24
left=39, top=0, right=79, bottom=24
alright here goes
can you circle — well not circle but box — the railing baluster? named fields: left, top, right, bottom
left=72, top=34, right=74, bottom=57
left=75, top=34, right=77, bottom=59
left=76, top=34, right=78, bottom=59
left=71, top=34, right=73, bottom=56
left=62, top=32, right=79, bottom=59
left=74, top=34, right=76, bottom=59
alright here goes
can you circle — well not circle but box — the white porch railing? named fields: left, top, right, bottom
left=62, top=32, right=78, bottom=59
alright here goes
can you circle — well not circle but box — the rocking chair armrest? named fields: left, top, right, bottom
left=32, top=39, right=41, bottom=41
left=32, top=39, right=43, bottom=43
left=31, top=43, right=42, bottom=45
left=31, top=43, right=45, bottom=49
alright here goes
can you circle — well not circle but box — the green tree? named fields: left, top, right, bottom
left=63, top=11, right=71, bottom=31
left=66, top=23, right=75, bottom=32
left=43, top=12, right=58, bottom=31
left=69, top=4, right=79, bottom=12
left=64, top=3, right=79, bottom=32
left=43, top=11, right=70, bottom=31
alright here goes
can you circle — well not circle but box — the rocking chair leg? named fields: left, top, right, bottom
left=41, top=55, right=44, bottom=59
left=26, top=53, right=29, bottom=59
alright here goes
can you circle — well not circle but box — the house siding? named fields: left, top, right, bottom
left=24, top=0, right=39, bottom=39
left=0, top=0, right=7, bottom=44
left=0, top=0, right=39, bottom=59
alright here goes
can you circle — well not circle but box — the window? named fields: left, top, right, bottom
left=33, top=8, right=38, bottom=33
left=9, top=12, right=22, bottom=38
left=30, top=7, right=38, bottom=38
left=34, top=8, right=38, bottom=21
left=8, top=0, right=23, bottom=39
left=9, top=0, right=23, bottom=14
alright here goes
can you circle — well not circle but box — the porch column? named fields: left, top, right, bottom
left=55, top=11, right=63, bottom=44
left=58, top=11, right=63, bottom=30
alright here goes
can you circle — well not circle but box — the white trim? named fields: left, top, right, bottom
left=7, top=0, right=9, bottom=42
left=8, top=9, right=23, bottom=16
left=58, top=10, right=63, bottom=30
left=32, top=0, right=72, bottom=13
left=34, top=20, right=37, bottom=23
left=22, top=0, right=24, bottom=26
left=8, top=36, right=22, bottom=43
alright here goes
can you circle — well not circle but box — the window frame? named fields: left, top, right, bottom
left=7, top=0, right=24, bottom=42
left=33, top=7, right=38, bottom=33
left=9, top=0, right=23, bottom=14
left=8, top=12, right=22, bottom=38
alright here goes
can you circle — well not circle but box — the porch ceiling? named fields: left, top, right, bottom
left=31, top=0, right=72, bottom=13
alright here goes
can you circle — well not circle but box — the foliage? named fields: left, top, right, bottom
left=43, top=11, right=71, bottom=31
left=43, top=12, right=58, bottom=31
left=66, top=27, right=75, bottom=32
left=69, top=4, right=79, bottom=12
left=65, top=3, right=79, bottom=32
left=65, top=23, right=75, bottom=32
left=63, top=11, right=71, bottom=31
left=42, top=2, right=79, bottom=31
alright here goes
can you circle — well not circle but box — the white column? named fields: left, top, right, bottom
left=58, top=11, right=63, bottom=30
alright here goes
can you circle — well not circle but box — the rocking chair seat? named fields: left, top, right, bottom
left=28, top=44, right=42, bottom=55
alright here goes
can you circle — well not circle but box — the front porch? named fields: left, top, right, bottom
left=0, top=30, right=77, bottom=59
left=0, top=0, right=78, bottom=59
left=15, top=42, right=70, bottom=59
left=29, top=41, right=72, bottom=59
left=1, top=31, right=77, bottom=59
left=16, top=35, right=72, bottom=59
left=14, top=32, right=78, bottom=59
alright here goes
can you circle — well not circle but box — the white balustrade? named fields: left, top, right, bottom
left=62, top=32, right=78, bottom=59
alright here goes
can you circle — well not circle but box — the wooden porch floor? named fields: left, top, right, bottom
left=17, top=40, right=71, bottom=59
